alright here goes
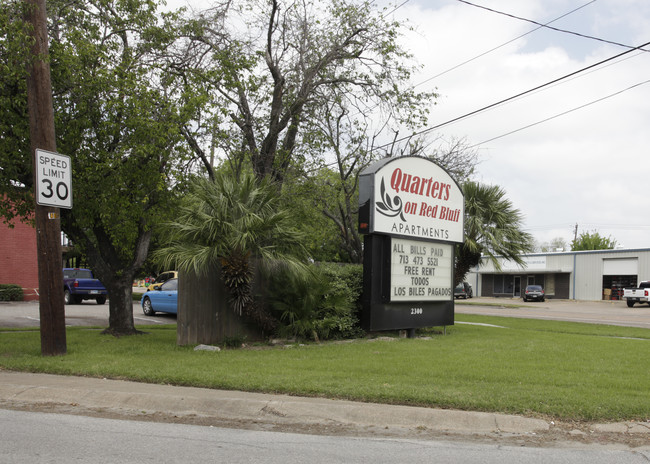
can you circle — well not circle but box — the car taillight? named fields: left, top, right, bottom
left=74, top=281, right=79, bottom=288
left=645, top=290, right=649, bottom=297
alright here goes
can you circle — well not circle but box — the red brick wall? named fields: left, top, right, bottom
left=0, top=218, right=39, bottom=300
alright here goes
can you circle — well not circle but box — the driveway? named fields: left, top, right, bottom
left=455, top=297, right=650, bottom=329
left=2, top=295, right=649, bottom=329
left=0, top=299, right=175, bottom=329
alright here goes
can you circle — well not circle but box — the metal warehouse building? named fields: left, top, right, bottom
left=466, top=248, right=650, bottom=301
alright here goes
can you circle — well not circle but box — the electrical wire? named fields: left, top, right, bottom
left=455, top=0, right=650, bottom=53
left=382, top=0, right=411, bottom=17
left=370, top=38, right=650, bottom=152
left=415, top=0, right=597, bottom=87
left=469, top=79, right=650, bottom=148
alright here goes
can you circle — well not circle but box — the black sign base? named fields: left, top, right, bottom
left=362, top=234, right=455, bottom=332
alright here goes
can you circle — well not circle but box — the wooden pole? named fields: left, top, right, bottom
left=25, top=0, right=67, bottom=355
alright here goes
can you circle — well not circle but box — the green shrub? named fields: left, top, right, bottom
left=320, top=263, right=363, bottom=315
left=264, top=263, right=364, bottom=341
left=0, top=284, right=23, bottom=301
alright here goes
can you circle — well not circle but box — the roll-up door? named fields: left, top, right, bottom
left=603, top=258, right=638, bottom=275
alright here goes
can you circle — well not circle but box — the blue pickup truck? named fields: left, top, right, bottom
left=63, top=268, right=108, bottom=304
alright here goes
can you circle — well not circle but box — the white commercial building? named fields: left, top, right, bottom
left=466, top=248, right=650, bottom=301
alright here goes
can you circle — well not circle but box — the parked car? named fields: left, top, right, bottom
left=147, top=271, right=178, bottom=291
left=141, top=278, right=178, bottom=315
left=523, top=285, right=545, bottom=302
left=63, top=268, right=107, bottom=305
left=454, top=282, right=473, bottom=299
left=622, top=281, right=650, bottom=307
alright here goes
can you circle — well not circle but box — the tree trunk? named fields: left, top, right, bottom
left=103, top=277, right=139, bottom=336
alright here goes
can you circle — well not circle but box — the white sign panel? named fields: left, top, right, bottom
left=390, top=238, right=453, bottom=302
left=370, top=157, right=464, bottom=243
left=35, top=149, right=72, bottom=209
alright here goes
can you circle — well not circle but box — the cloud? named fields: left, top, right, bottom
left=392, top=0, right=650, bottom=249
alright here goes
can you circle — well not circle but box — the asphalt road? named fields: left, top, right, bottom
left=3, top=409, right=648, bottom=464
left=1, top=294, right=649, bottom=329
left=0, top=295, right=174, bottom=329
left=455, top=297, right=650, bottom=329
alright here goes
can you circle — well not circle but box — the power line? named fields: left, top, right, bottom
left=415, top=0, right=597, bottom=88
left=382, top=0, right=411, bottom=17
left=455, top=0, right=650, bottom=52
left=371, top=38, right=650, bottom=152
left=469, top=79, right=650, bottom=149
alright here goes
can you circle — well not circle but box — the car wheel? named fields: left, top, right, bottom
left=523, top=297, right=527, bottom=302
left=64, top=289, right=74, bottom=305
left=627, top=300, right=635, bottom=308
left=142, top=297, right=155, bottom=316
left=96, top=296, right=106, bottom=305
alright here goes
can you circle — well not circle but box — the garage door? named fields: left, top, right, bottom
left=603, top=258, right=638, bottom=275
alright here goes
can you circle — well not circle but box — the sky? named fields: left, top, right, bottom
left=385, top=0, right=650, bottom=250
left=168, top=0, right=650, bottom=251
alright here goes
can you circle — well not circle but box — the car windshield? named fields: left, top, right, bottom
left=527, top=285, right=543, bottom=291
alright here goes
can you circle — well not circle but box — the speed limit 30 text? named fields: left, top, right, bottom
left=40, top=154, right=68, bottom=178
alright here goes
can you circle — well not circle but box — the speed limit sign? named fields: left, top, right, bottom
left=35, top=149, right=72, bottom=209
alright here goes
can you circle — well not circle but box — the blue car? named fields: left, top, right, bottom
left=141, top=278, right=178, bottom=315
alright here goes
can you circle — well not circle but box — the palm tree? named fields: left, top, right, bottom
left=455, top=182, right=534, bottom=285
left=154, top=172, right=308, bottom=332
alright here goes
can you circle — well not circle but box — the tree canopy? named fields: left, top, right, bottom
left=173, top=0, right=435, bottom=185
left=0, top=0, right=196, bottom=334
left=571, top=230, right=617, bottom=251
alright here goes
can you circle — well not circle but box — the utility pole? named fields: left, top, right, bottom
left=25, top=0, right=67, bottom=355
left=573, top=223, right=579, bottom=243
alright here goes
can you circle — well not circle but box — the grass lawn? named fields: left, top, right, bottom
left=1, top=314, right=648, bottom=422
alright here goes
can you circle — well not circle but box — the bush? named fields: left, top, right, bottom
left=264, top=263, right=364, bottom=341
left=0, top=284, right=23, bottom=301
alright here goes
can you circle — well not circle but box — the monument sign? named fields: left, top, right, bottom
left=358, top=156, right=464, bottom=333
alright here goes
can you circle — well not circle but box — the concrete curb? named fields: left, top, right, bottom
left=0, top=371, right=549, bottom=436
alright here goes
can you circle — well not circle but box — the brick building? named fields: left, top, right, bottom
left=0, top=218, right=39, bottom=300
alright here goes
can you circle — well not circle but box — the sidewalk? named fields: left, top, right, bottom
left=0, top=371, right=548, bottom=436
left=1, top=371, right=649, bottom=446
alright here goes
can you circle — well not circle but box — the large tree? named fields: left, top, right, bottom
left=172, top=0, right=432, bottom=186
left=455, top=182, right=534, bottom=285
left=0, top=0, right=194, bottom=335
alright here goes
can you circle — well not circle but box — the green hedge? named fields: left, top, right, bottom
left=0, top=284, right=24, bottom=301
